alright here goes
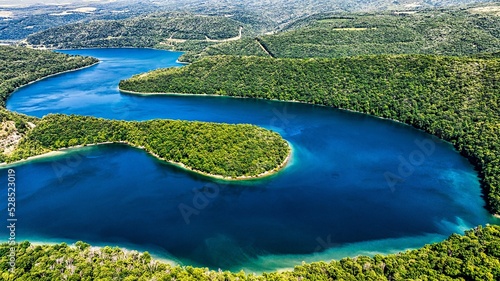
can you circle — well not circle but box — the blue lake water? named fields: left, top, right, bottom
left=1, top=48, right=496, bottom=272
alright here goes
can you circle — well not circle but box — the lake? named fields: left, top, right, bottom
left=1, top=48, right=496, bottom=272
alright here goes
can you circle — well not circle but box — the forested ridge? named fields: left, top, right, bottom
left=2, top=225, right=499, bottom=280
left=7, top=114, right=289, bottom=179
left=2, top=0, right=493, bottom=42
left=20, top=4, right=500, bottom=63
left=25, top=12, right=248, bottom=51
left=185, top=6, right=500, bottom=62
left=120, top=54, right=500, bottom=214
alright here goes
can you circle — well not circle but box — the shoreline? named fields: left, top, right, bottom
left=119, top=88, right=435, bottom=130
left=175, top=59, right=190, bottom=65
left=1, top=140, right=292, bottom=181
left=2, top=59, right=291, bottom=181
left=7, top=229, right=476, bottom=275
left=21, top=239, right=179, bottom=267
left=0, top=142, right=117, bottom=168
left=29, top=46, right=183, bottom=52
left=28, top=45, right=187, bottom=62
left=0, top=151, right=66, bottom=167
left=162, top=140, right=293, bottom=181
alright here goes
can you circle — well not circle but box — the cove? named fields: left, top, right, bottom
left=1, top=48, right=497, bottom=272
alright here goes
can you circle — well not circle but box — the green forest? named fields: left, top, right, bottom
left=2, top=225, right=499, bottom=280
left=25, top=12, right=249, bottom=50
left=119, top=54, right=500, bottom=215
left=7, top=114, right=289, bottom=179
left=183, top=7, right=500, bottom=62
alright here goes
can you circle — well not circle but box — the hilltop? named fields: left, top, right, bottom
left=184, top=4, right=500, bottom=61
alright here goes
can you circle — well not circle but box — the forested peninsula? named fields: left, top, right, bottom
left=119, top=54, right=500, bottom=215
left=0, top=46, right=290, bottom=179
left=6, top=114, right=290, bottom=179
left=3, top=225, right=500, bottom=280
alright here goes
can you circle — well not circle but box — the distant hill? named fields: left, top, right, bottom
left=185, top=4, right=500, bottom=62
left=0, top=1, right=161, bottom=40
left=24, top=12, right=251, bottom=50
left=155, top=0, right=497, bottom=28
left=4, top=0, right=493, bottom=43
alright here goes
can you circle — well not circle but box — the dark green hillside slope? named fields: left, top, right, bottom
left=119, top=54, right=500, bottom=214
left=9, top=114, right=290, bottom=179
left=25, top=12, right=250, bottom=50
left=0, top=1, right=162, bottom=40
left=190, top=6, right=500, bottom=61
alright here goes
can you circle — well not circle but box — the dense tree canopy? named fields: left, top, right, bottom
left=25, top=12, right=249, bottom=50
left=184, top=7, right=500, bottom=62
left=2, top=5, right=500, bottom=277
left=8, top=114, right=290, bottom=179
left=0, top=46, right=98, bottom=162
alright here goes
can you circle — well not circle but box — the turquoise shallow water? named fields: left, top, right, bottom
left=1, top=48, right=496, bottom=272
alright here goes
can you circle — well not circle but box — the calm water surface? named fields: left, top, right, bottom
left=1, top=48, right=496, bottom=272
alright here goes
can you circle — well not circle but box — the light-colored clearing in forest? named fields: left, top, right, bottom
left=469, top=6, right=500, bottom=16
left=164, top=36, right=187, bottom=43
left=69, top=7, right=97, bottom=13
left=205, top=26, right=243, bottom=42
